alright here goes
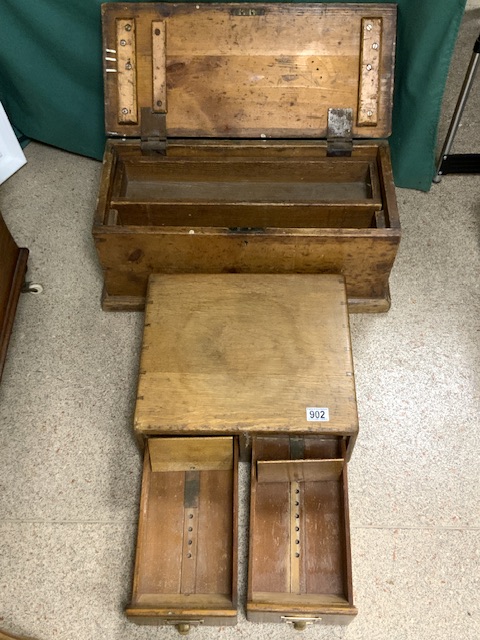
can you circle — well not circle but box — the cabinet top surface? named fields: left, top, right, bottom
left=102, top=2, right=396, bottom=140
left=135, top=273, right=358, bottom=436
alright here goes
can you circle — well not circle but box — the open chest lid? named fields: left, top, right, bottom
left=102, top=2, right=397, bottom=143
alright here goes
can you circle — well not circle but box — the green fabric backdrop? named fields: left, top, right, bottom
left=0, top=0, right=467, bottom=190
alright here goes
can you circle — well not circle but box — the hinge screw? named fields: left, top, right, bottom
left=125, top=62, right=132, bottom=70
left=366, top=23, right=373, bottom=31
left=121, top=108, right=129, bottom=114
left=367, top=110, right=373, bottom=117
left=366, top=64, right=372, bottom=71
left=120, top=39, right=126, bottom=46
left=372, top=42, right=379, bottom=50
left=124, top=24, right=132, bottom=31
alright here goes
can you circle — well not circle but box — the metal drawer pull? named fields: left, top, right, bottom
left=162, top=620, right=204, bottom=635
left=281, top=616, right=322, bottom=630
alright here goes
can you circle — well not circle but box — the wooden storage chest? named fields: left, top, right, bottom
left=94, top=2, right=400, bottom=313
left=127, top=273, right=359, bottom=631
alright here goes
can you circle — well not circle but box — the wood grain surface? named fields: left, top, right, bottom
left=247, top=435, right=357, bottom=624
left=102, top=3, right=396, bottom=139
left=257, top=458, right=344, bottom=483
left=134, top=273, right=358, bottom=438
left=148, top=436, right=233, bottom=472
left=0, top=631, right=38, bottom=640
left=127, top=440, right=237, bottom=625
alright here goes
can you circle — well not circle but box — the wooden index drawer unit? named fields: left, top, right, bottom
left=127, top=273, right=359, bottom=631
left=94, top=2, right=400, bottom=314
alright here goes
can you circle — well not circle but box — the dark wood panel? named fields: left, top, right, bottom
left=0, top=211, right=28, bottom=382
left=113, top=203, right=378, bottom=230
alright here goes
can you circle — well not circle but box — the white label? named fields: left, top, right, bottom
left=306, top=407, right=330, bottom=422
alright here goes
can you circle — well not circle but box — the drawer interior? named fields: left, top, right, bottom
left=126, top=436, right=238, bottom=626
left=107, top=143, right=384, bottom=230
left=247, top=436, right=356, bottom=623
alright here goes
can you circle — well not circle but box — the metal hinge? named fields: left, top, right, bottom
left=140, top=107, right=167, bottom=154
left=327, top=108, right=353, bottom=157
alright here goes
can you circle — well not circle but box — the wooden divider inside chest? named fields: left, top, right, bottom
left=108, top=151, right=383, bottom=229
left=126, top=436, right=238, bottom=628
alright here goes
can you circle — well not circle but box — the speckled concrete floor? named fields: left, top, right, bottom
left=1, top=9, right=479, bottom=640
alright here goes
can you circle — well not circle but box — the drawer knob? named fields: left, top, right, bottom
left=176, top=623, right=191, bottom=635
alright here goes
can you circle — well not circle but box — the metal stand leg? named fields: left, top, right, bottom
left=433, top=32, right=480, bottom=183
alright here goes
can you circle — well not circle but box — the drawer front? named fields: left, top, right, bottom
left=127, top=436, right=238, bottom=626
left=247, top=610, right=357, bottom=627
left=247, top=436, right=356, bottom=623
left=126, top=611, right=237, bottom=629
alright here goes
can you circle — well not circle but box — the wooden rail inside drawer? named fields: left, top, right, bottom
left=126, top=437, right=238, bottom=626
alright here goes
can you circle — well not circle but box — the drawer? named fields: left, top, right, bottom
left=126, top=436, right=238, bottom=632
left=247, top=435, right=357, bottom=627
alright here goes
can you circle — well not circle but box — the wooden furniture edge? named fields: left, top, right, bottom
left=0, top=248, right=28, bottom=382
left=0, top=629, right=38, bottom=640
left=102, top=289, right=392, bottom=314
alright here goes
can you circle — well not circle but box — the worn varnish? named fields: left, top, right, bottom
left=94, top=3, right=401, bottom=313
left=133, top=273, right=358, bottom=456
left=128, top=272, right=360, bottom=630
left=0, top=211, right=28, bottom=382
left=126, top=437, right=238, bottom=630
left=248, top=436, right=356, bottom=626
left=103, top=3, right=396, bottom=139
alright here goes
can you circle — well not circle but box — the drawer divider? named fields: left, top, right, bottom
left=181, top=470, right=200, bottom=595
left=257, top=459, right=344, bottom=484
